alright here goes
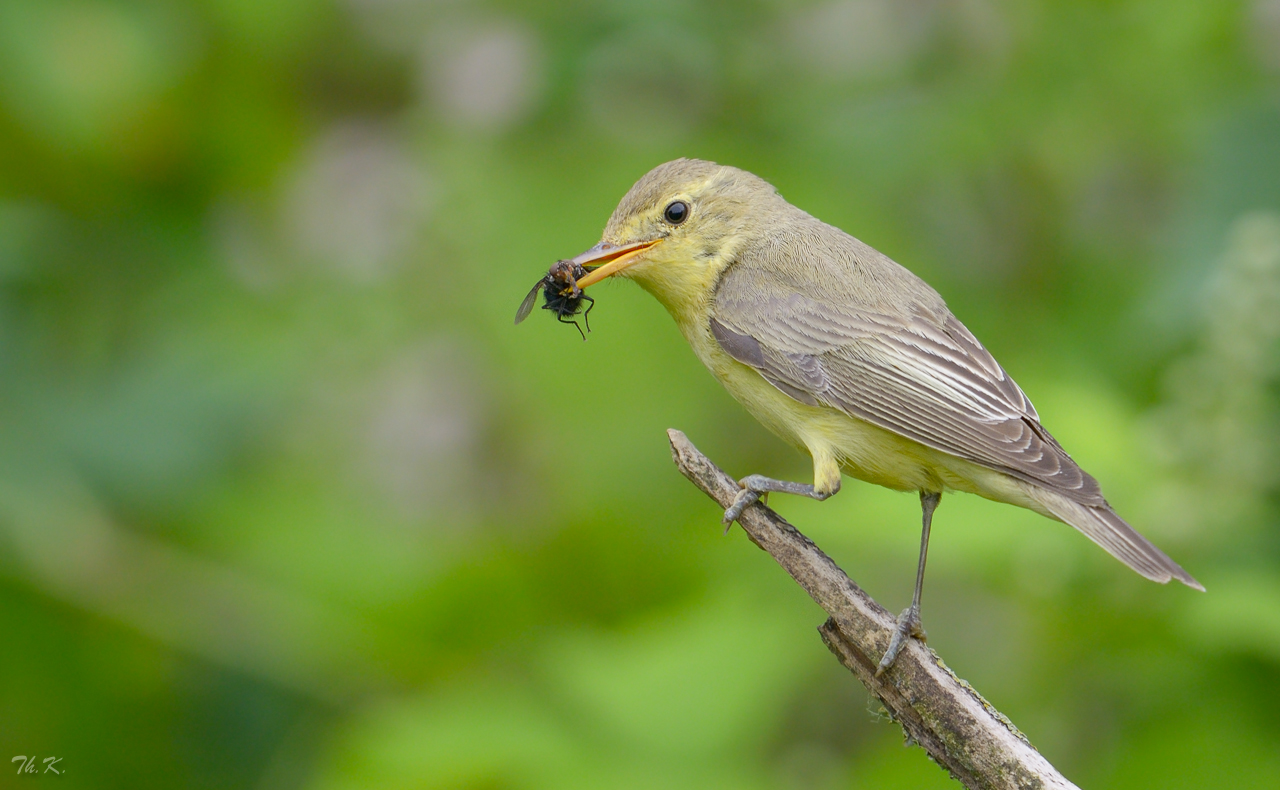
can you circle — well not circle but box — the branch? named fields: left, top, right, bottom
left=667, top=429, right=1078, bottom=790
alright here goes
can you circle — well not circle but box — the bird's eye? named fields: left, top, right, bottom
left=663, top=200, right=689, bottom=225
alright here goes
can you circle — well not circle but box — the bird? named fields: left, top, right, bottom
left=557, top=158, right=1203, bottom=674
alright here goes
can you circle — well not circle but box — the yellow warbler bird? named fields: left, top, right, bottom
left=550, top=158, right=1202, bottom=673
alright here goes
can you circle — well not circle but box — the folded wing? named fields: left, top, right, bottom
left=711, top=262, right=1106, bottom=506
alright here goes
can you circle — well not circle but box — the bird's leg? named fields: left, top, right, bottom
left=722, top=474, right=835, bottom=528
left=877, top=491, right=941, bottom=675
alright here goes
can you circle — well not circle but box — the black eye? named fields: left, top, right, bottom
left=663, top=200, right=689, bottom=225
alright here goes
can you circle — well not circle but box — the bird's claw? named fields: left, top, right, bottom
left=722, top=486, right=760, bottom=529
left=875, top=605, right=927, bottom=676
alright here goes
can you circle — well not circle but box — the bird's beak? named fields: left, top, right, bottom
left=569, top=239, right=661, bottom=289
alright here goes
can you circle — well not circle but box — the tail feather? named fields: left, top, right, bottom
left=1035, top=493, right=1203, bottom=591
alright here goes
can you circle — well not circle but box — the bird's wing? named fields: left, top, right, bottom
left=711, top=265, right=1106, bottom=505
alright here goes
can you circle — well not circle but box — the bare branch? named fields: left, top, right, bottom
left=667, top=429, right=1078, bottom=790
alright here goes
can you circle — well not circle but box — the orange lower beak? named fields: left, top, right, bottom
left=570, top=239, right=661, bottom=288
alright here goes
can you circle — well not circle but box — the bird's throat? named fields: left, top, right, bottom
left=630, top=242, right=741, bottom=327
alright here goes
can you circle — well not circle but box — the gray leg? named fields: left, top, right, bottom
left=877, top=491, right=941, bottom=676
left=722, top=473, right=835, bottom=527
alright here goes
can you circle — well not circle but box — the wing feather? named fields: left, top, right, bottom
left=711, top=263, right=1104, bottom=505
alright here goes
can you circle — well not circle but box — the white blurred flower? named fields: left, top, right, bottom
left=950, top=0, right=1011, bottom=65
left=282, top=121, right=434, bottom=283
left=362, top=338, right=487, bottom=521
left=1249, top=0, right=1280, bottom=72
left=424, top=22, right=545, bottom=132
left=788, top=0, right=937, bottom=80
left=342, top=0, right=452, bottom=53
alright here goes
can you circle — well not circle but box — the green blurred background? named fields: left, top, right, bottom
left=1, top=0, right=1279, bottom=787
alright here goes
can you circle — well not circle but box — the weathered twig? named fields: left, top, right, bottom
left=668, top=429, right=1078, bottom=790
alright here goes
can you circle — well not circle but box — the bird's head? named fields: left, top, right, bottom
left=567, top=159, right=785, bottom=316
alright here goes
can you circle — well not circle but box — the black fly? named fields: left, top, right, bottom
left=514, top=260, right=596, bottom=340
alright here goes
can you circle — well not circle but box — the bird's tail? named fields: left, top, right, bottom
left=1033, top=491, right=1204, bottom=591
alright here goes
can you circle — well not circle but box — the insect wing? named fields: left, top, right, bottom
left=514, top=279, right=546, bottom=324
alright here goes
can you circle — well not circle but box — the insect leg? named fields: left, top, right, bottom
left=580, top=294, right=595, bottom=333
left=555, top=309, right=587, bottom=341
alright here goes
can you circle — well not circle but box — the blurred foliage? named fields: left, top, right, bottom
left=0, top=0, right=1278, bottom=788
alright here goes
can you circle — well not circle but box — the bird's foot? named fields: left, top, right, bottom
left=722, top=486, right=762, bottom=530
left=723, top=473, right=825, bottom=528
left=876, top=604, right=926, bottom=676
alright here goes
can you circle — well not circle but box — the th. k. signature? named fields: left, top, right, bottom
left=12, top=756, right=62, bottom=775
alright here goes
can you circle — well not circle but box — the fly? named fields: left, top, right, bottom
left=514, top=259, right=596, bottom=340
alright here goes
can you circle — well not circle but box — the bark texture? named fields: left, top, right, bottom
left=667, top=429, right=1079, bottom=790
